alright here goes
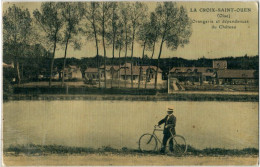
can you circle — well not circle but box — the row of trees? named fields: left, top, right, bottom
left=3, top=2, right=192, bottom=89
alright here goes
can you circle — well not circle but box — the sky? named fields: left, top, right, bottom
left=2, top=1, right=259, bottom=60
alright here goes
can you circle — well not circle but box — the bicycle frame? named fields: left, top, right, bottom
left=139, top=125, right=187, bottom=155
left=152, top=128, right=163, bottom=145
left=151, top=126, right=175, bottom=150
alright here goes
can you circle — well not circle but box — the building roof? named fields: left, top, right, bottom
left=61, top=66, right=80, bottom=73
left=100, top=65, right=121, bottom=71
left=142, top=66, right=163, bottom=73
left=85, top=64, right=162, bottom=76
left=68, top=65, right=78, bottom=69
left=100, top=64, right=162, bottom=73
left=119, top=66, right=140, bottom=75
left=85, top=68, right=98, bottom=73
left=213, top=60, right=227, bottom=69
left=170, top=67, right=213, bottom=73
left=217, top=69, right=256, bottom=79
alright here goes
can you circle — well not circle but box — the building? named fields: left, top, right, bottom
left=119, top=66, right=139, bottom=82
left=142, top=66, right=163, bottom=83
left=168, top=59, right=257, bottom=87
left=100, top=65, right=121, bottom=80
left=168, top=67, right=215, bottom=84
left=84, top=63, right=163, bottom=84
left=213, top=60, right=227, bottom=69
left=216, top=69, right=257, bottom=85
left=84, top=68, right=100, bottom=80
left=60, top=65, right=82, bottom=80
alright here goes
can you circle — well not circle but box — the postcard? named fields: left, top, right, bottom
left=2, top=1, right=259, bottom=166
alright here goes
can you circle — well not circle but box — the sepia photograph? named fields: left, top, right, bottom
left=2, top=1, right=259, bottom=166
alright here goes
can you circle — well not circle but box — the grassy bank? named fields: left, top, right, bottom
left=4, top=144, right=258, bottom=156
left=4, top=93, right=259, bottom=102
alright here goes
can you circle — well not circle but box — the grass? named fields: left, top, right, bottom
left=4, top=144, right=258, bottom=156
left=4, top=92, right=259, bottom=102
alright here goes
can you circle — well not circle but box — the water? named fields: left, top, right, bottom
left=3, top=100, right=258, bottom=150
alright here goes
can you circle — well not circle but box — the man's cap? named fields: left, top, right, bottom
left=167, top=106, right=174, bottom=111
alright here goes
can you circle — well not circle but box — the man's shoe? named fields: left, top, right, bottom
left=160, top=149, right=165, bottom=154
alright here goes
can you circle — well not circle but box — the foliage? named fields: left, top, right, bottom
left=33, top=2, right=64, bottom=50
left=5, top=144, right=259, bottom=156
left=3, top=5, right=33, bottom=84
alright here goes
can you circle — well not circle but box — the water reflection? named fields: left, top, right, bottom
left=3, top=100, right=258, bottom=149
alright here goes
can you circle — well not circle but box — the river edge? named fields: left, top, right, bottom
left=4, top=92, right=259, bottom=102
left=3, top=144, right=259, bottom=165
left=4, top=144, right=258, bottom=156
left=3, top=153, right=258, bottom=166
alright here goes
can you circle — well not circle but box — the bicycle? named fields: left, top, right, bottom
left=138, top=125, right=187, bottom=156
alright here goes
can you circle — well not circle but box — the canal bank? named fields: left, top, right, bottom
left=4, top=91, right=259, bottom=102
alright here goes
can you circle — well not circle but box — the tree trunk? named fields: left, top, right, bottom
left=130, top=28, right=135, bottom=88
left=92, top=17, right=100, bottom=88
left=138, top=40, right=146, bottom=89
left=62, top=34, right=70, bottom=87
left=118, top=45, right=122, bottom=88
left=111, top=8, right=116, bottom=89
left=154, top=39, right=164, bottom=90
left=124, top=23, right=128, bottom=88
left=145, top=40, right=156, bottom=89
left=49, top=34, right=57, bottom=87
left=16, top=61, right=21, bottom=86
left=111, top=34, right=115, bottom=88
left=102, top=11, right=107, bottom=88
left=21, top=63, right=23, bottom=85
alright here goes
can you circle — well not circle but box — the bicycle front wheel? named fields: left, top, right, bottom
left=171, top=135, right=187, bottom=156
left=139, top=133, right=157, bottom=152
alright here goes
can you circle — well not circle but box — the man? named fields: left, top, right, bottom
left=158, top=107, right=176, bottom=153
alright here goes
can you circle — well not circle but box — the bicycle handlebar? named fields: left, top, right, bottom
left=154, top=125, right=161, bottom=128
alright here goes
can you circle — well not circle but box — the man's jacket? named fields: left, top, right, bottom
left=158, top=114, right=176, bottom=135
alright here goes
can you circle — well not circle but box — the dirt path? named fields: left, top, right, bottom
left=3, top=154, right=258, bottom=166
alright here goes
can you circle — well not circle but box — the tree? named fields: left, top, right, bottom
left=154, top=2, right=192, bottom=90
left=129, top=2, right=148, bottom=88
left=120, top=3, right=132, bottom=87
left=136, top=20, right=149, bottom=89
left=99, top=2, right=113, bottom=88
left=114, top=19, right=124, bottom=88
left=106, top=2, right=120, bottom=87
left=33, top=2, right=64, bottom=87
left=59, top=2, right=83, bottom=86
left=145, top=12, right=160, bottom=88
left=3, top=5, right=32, bottom=86
left=83, top=2, right=101, bottom=88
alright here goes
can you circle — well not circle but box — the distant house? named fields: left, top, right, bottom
left=100, top=65, right=121, bottom=80
left=216, top=69, right=257, bottom=84
left=60, top=65, right=82, bottom=80
left=119, top=65, right=141, bottom=82
left=169, top=67, right=215, bottom=84
left=51, top=72, right=59, bottom=80
left=87, top=63, right=163, bottom=83
left=213, top=60, right=227, bottom=69
left=118, top=63, right=163, bottom=83
left=84, top=68, right=100, bottom=80
left=142, top=66, right=163, bottom=83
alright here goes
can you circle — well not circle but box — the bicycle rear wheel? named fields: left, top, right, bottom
left=139, top=133, right=157, bottom=152
left=166, top=135, right=187, bottom=156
